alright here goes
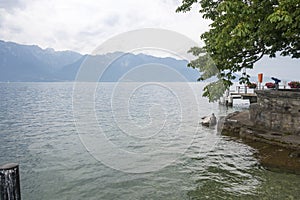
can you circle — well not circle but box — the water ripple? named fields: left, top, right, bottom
left=0, top=83, right=299, bottom=199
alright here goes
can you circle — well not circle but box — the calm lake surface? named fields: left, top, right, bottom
left=0, top=82, right=299, bottom=199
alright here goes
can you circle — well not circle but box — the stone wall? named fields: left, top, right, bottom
left=250, top=89, right=300, bottom=135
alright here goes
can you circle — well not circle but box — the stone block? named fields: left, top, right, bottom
left=251, top=90, right=300, bottom=135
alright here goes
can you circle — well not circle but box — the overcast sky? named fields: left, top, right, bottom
left=0, top=0, right=209, bottom=54
left=0, top=0, right=298, bottom=81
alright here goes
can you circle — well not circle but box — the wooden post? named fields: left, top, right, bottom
left=0, top=163, right=21, bottom=200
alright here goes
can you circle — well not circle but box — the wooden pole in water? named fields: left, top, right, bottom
left=0, top=163, right=21, bottom=200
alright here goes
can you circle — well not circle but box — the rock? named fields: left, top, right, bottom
left=201, top=113, right=217, bottom=127
left=251, top=90, right=300, bottom=135
left=289, top=151, right=300, bottom=158
left=221, top=110, right=300, bottom=173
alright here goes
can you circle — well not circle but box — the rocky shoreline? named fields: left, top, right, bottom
left=219, top=110, right=300, bottom=174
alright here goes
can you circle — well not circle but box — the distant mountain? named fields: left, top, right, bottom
left=0, top=40, right=82, bottom=81
left=0, top=40, right=200, bottom=82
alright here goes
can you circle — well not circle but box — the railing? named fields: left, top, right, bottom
left=236, top=83, right=289, bottom=94
left=0, top=163, right=21, bottom=200
left=236, top=86, right=249, bottom=94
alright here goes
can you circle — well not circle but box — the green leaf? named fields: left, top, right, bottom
left=177, top=0, right=300, bottom=101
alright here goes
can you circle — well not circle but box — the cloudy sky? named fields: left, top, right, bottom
left=0, top=0, right=209, bottom=54
left=0, top=0, right=298, bottom=80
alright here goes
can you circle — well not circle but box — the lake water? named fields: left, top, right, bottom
left=0, top=82, right=299, bottom=199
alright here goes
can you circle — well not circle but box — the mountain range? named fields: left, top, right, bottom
left=0, top=40, right=200, bottom=82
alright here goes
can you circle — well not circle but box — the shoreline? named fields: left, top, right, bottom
left=219, top=110, right=300, bottom=174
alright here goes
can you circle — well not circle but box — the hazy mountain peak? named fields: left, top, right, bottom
left=0, top=40, right=200, bottom=82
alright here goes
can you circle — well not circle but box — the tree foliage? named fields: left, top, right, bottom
left=177, top=0, right=300, bottom=101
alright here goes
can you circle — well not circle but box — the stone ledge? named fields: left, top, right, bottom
left=221, top=110, right=300, bottom=150
left=256, top=89, right=300, bottom=99
left=251, top=90, right=300, bottom=135
left=220, top=110, right=300, bottom=173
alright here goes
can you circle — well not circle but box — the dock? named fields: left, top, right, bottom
left=219, top=86, right=257, bottom=107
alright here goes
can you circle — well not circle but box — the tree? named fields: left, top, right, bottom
left=177, top=0, right=300, bottom=101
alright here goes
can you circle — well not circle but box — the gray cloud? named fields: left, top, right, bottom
left=250, top=55, right=300, bottom=81
left=104, top=15, right=120, bottom=27
left=0, top=0, right=25, bottom=11
left=0, top=0, right=208, bottom=54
